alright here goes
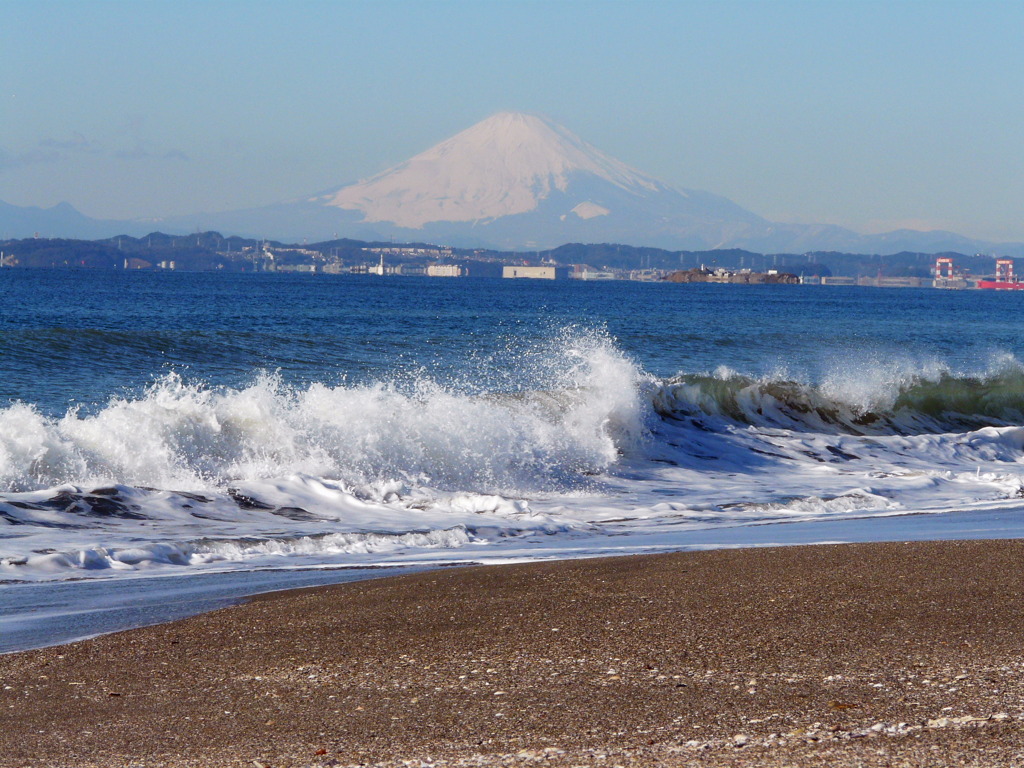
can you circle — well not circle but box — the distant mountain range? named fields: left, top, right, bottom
left=0, top=199, right=131, bottom=241
left=3, top=112, right=1021, bottom=256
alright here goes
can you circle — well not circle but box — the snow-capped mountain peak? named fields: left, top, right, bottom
left=319, top=111, right=662, bottom=228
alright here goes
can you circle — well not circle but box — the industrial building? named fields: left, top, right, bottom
left=502, top=265, right=569, bottom=280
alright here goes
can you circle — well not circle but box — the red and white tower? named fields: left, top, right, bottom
left=995, top=259, right=1015, bottom=283
left=935, top=257, right=955, bottom=279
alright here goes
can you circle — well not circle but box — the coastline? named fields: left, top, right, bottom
left=3, top=539, right=1024, bottom=767
left=7, top=504, right=1024, bottom=657
left=0, top=565, right=427, bottom=655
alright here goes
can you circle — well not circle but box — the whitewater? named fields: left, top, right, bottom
left=3, top=270, right=1024, bottom=649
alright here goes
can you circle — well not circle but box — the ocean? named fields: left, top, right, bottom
left=3, top=269, right=1024, bottom=649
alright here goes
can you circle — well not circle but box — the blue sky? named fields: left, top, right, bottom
left=2, top=0, right=1023, bottom=241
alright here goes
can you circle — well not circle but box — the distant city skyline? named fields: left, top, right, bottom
left=3, top=0, right=1023, bottom=242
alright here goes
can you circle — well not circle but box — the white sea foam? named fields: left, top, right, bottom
left=0, top=330, right=647, bottom=495
left=3, top=333, right=1024, bottom=581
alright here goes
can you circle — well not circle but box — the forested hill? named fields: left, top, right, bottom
left=0, top=232, right=1007, bottom=278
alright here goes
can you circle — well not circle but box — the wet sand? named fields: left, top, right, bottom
left=2, top=539, right=1024, bottom=767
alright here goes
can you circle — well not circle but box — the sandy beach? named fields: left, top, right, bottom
left=2, top=539, right=1024, bottom=767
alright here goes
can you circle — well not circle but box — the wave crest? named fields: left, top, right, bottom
left=653, top=359, right=1024, bottom=435
left=0, top=330, right=648, bottom=495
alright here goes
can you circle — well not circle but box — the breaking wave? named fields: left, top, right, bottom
left=653, top=357, right=1024, bottom=435
left=4, top=329, right=1024, bottom=581
left=0, top=329, right=648, bottom=497
left=3, top=336, right=1024, bottom=503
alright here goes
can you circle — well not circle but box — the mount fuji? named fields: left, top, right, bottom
left=2, top=112, right=1012, bottom=254
left=303, top=111, right=771, bottom=250
left=158, top=111, right=995, bottom=253
left=146, top=111, right=773, bottom=250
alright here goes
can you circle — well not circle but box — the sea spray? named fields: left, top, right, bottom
left=652, top=355, right=1024, bottom=435
left=0, top=328, right=649, bottom=496
left=5, top=327, right=1024, bottom=582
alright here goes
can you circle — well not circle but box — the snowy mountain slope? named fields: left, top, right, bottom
left=285, top=111, right=772, bottom=249
left=319, top=112, right=663, bottom=227
left=4, top=112, right=1017, bottom=254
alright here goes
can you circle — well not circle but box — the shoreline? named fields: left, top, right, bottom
left=3, top=539, right=1024, bottom=767
left=6, top=504, right=1024, bottom=656
left=0, top=564, right=430, bottom=656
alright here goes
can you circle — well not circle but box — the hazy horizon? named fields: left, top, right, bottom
left=2, top=0, right=1022, bottom=242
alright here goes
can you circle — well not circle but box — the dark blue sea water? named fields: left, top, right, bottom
left=2, top=269, right=1024, bottom=590
left=3, top=269, right=1024, bottom=651
left=2, top=269, right=1023, bottom=416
